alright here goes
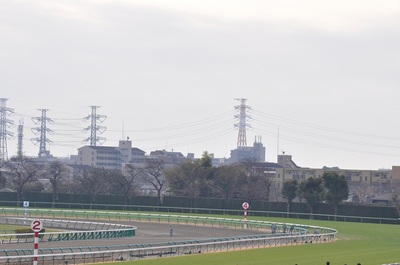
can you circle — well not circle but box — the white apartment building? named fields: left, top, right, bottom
left=77, top=139, right=146, bottom=170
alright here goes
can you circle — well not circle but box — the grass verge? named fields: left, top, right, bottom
left=108, top=216, right=400, bottom=265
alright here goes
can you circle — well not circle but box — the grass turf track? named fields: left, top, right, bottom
left=109, top=216, right=400, bottom=265
left=0, top=224, right=29, bottom=233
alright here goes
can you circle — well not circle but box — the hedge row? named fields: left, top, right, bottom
left=0, top=191, right=397, bottom=221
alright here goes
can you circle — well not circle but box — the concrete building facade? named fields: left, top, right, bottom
left=230, top=139, right=266, bottom=163
left=273, top=154, right=394, bottom=202
left=77, top=140, right=146, bottom=170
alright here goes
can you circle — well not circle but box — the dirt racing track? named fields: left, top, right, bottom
left=0, top=209, right=338, bottom=264
left=0, top=222, right=267, bottom=250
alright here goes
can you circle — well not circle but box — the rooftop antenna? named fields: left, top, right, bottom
left=122, top=120, right=125, bottom=140
left=277, top=126, right=280, bottom=158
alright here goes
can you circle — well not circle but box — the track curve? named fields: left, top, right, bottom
left=0, top=209, right=338, bottom=264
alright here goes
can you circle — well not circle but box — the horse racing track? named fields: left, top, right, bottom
left=0, top=209, right=337, bottom=265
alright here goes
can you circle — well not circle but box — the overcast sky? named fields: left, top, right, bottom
left=1, top=0, right=400, bottom=170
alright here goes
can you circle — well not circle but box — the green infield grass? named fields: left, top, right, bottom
left=0, top=224, right=30, bottom=234
left=111, top=217, right=400, bottom=265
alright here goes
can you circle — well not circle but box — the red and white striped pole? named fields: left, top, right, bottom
left=33, top=231, right=39, bottom=265
left=242, top=202, right=249, bottom=228
left=31, top=219, right=43, bottom=265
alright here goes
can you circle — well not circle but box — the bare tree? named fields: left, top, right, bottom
left=113, top=164, right=142, bottom=208
left=392, top=194, right=400, bottom=217
left=166, top=159, right=205, bottom=209
left=5, top=157, right=41, bottom=203
left=391, top=180, right=400, bottom=217
left=142, top=158, right=166, bottom=206
left=371, top=180, right=391, bottom=197
left=0, top=161, right=7, bottom=188
left=350, top=182, right=374, bottom=203
left=240, top=158, right=273, bottom=201
left=76, top=167, right=106, bottom=208
left=46, top=161, right=71, bottom=208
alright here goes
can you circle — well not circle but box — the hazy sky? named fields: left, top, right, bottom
left=1, top=0, right=400, bottom=170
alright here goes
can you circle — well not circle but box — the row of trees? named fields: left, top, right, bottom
left=165, top=152, right=276, bottom=206
left=0, top=152, right=277, bottom=207
left=282, top=172, right=349, bottom=219
left=4, top=152, right=397, bottom=218
left=0, top=156, right=166, bottom=208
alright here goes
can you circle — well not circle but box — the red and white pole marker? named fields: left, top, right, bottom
left=242, top=202, right=249, bottom=228
left=31, top=219, right=43, bottom=265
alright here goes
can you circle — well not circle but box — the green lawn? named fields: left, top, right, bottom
left=0, top=224, right=29, bottom=234
left=113, top=217, right=400, bottom=265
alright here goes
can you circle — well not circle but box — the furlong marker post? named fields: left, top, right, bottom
left=242, top=201, right=249, bottom=229
left=31, top=219, right=43, bottom=265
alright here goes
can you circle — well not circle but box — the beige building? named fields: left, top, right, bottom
left=391, top=166, right=400, bottom=192
left=77, top=139, right=146, bottom=170
left=76, top=139, right=190, bottom=171
left=274, top=154, right=394, bottom=201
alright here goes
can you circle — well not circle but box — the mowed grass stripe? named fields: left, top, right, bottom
left=0, top=224, right=29, bottom=233
left=109, top=217, right=400, bottom=265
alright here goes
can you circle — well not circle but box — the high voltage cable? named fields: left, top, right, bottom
left=249, top=108, right=400, bottom=158
left=273, top=132, right=400, bottom=157
left=252, top=124, right=400, bottom=157
left=109, top=122, right=233, bottom=142
left=254, top=110, right=400, bottom=141
left=50, top=132, right=86, bottom=138
left=136, top=128, right=235, bottom=151
left=15, top=110, right=233, bottom=133
left=108, top=111, right=234, bottom=133
left=253, top=119, right=400, bottom=150
left=14, top=109, right=235, bottom=151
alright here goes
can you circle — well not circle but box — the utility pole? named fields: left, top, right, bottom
left=0, top=98, right=14, bottom=161
left=84, top=106, right=106, bottom=146
left=31, top=109, right=53, bottom=157
left=234, top=98, right=252, bottom=147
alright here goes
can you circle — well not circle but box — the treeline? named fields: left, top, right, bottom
left=0, top=153, right=280, bottom=208
left=1, top=153, right=399, bottom=220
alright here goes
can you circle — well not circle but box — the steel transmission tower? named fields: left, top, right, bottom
left=234, top=98, right=252, bottom=147
left=31, top=109, right=53, bottom=157
left=17, top=119, right=24, bottom=159
left=85, top=106, right=106, bottom=146
left=0, top=98, right=14, bottom=161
